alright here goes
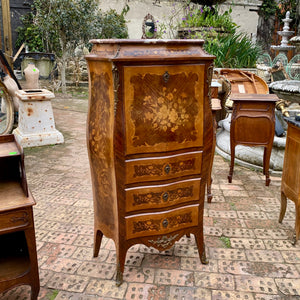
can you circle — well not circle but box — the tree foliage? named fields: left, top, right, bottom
left=17, top=0, right=129, bottom=92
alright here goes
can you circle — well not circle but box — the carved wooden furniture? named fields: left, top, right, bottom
left=86, top=39, right=215, bottom=285
left=279, top=118, right=300, bottom=244
left=219, top=69, right=269, bottom=95
left=228, top=93, right=278, bottom=186
left=0, top=134, right=39, bottom=299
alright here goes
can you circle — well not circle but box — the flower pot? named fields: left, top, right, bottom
left=177, top=26, right=229, bottom=39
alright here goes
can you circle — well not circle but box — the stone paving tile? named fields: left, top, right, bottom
left=245, top=249, right=284, bottom=262
left=142, top=253, right=180, bottom=269
left=208, top=210, right=238, bottom=218
left=55, top=291, right=100, bottom=300
left=40, top=257, right=82, bottom=274
left=73, top=235, right=94, bottom=247
left=244, top=219, right=284, bottom=229
left=237, top=211, right=269, bottom=220
left=41, top=231, right=78, bottom=244
left=230, top=238, right=266, bottom=249
left=123, top=267, right=155, bottom=284
left=174, top=244, right=200, bottom=257
left=222, top=228, right=255, bottom=238
left=208, top=248, right=247, bottom=260
left=169, top=286, right=212, bottom=299
left=194, top=272, right=235, bottom=290
left=264, top=240, right=300, bottom=250
left=254, top=228, right=289, bottom=239
left=235, top=275, right=278, bottom=294
left=207, top=194, right=226, bottom=202
left=218, top=260, right=300, bottom=278
left=38, top=242, right=77, bottom=258
left=106, top=251, right=144, bottom=267
left=76, top=261, right=115, bottom=279
left=181, top=257, right=218, bottom=272
left=211, top=218, right=247, bottom=228
left=204, top=226, right=223, bottom=236
left=85, top=279, right=127, bottom=298
left=211, top=290, right=255, bottom=300
left=124, top=283, right=159, bottom=300
left=281, top=250, right=300, bottom=263
left=4, top=95, right=300, bottom=299
left=222, top=190, right=249, bottom=197
left=155, top=269, right=194, bottom=286
left=46, top=273, right=89, bottom=293
left=254, top=294, right=289, bottom=300
left=275, top=278, right=300, bottom=297
left=71, top=246, right=103, bottom=261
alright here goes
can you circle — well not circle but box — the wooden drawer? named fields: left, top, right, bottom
left=125, top=204, right=199, bottom=239
left=125, top=178, right=201, bottom=213
left=125, top=151, right=202, bottom=184
left=0, top=208, right=31, bottom=233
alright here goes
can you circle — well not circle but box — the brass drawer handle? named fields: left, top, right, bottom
left=164, top=164, right=171, bottom=174
left=162, top=219, right=168, bottom=228
left=162, top=192, right=169, bottom=202
left=10, top=212, right=28, bottom=223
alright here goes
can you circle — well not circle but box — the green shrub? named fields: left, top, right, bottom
left=204, top=32, right=262, bottom=68
left=180, top=5, right=236, bottom=33
left=16, top=13, right=45, bottom=52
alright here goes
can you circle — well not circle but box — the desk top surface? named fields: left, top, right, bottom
left=231, top=93, right=279, bottom=102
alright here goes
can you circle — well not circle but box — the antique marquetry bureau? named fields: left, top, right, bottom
left=279, top=118, right=300, bottom=244
left=86, top=39, right=215, bottom=285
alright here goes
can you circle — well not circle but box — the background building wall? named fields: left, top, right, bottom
left=99, top=0, right=262, bottom=40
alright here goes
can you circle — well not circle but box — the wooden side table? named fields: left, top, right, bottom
left=228, top=93, right=278, bottom=186
left=279, top=118, right=300, bottom=244
left=0, top=135, right=39, bottom=299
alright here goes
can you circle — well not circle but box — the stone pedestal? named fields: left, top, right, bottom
left=13, top=89, right=64, bottom=148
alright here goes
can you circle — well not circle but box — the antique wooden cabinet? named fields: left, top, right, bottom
left=228, top=93, right=278, bottom=186
left=279, top=118, right=300, bottom=244
left=0, top=134, right=39, bottom=299
left=86, top=39, right=215, bottom=285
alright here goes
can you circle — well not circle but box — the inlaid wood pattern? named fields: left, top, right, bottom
left=124, top=65, right=205, bottom=155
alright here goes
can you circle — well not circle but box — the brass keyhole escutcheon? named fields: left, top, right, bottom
left=164, top=164, right=171, bottom=174
left=163, top=71, right=170, bottom=83
left=162, top=192, right=169, bottom=202
left=162, top=219, right=168, bottom=228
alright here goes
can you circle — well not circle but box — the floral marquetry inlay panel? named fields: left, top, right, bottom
left=124, top=64, right=205, bottom=155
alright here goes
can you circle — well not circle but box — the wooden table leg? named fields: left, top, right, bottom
left=228, top=143, right=235, bottom=183
left=263, top=146, right=272, bottom=186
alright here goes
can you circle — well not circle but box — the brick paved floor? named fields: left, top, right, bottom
left=2, top=93, right=300, bottom=299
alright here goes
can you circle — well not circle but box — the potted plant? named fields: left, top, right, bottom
left=16, top=12, right=56, bottom=80
left=177, top=5, right=237, bottom=39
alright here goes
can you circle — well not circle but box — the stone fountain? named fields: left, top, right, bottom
left=271, top=11, right=295, bottom=56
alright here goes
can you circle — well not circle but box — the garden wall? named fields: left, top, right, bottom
left=99, top=0, right=262, bottom=40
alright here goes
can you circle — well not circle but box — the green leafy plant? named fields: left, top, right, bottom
left=16, top=13, right=45, bottom=52
left=180, top=5, right=236, bottom=33
left=204, top=32, right=262, bottom=68
left=16, top=0, right=129, bottom=93
left=99, top=8, right=129, bottom=39
left=220, top=236, right=231, bottom=248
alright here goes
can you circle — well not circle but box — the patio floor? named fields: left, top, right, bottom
left=1, top=91, right=300, bottom=300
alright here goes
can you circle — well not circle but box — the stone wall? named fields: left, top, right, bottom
left=99, top=0, right=262, bottom=40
